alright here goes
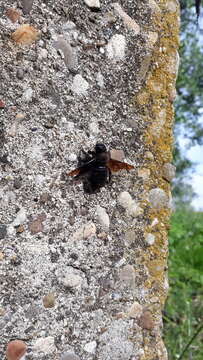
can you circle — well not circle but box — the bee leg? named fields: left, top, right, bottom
left=107, top=169, right=112, bottom=183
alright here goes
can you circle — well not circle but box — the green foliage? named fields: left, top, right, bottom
left=164, top=209, right=203, bottom=359
left=173, top=1, right=203, bottom=203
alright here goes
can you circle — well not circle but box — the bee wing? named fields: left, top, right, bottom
left=67, top=167, right=81, bottom=177
left=67, top=158, right=96, bottom=178
left=107, top=159, right=134, bottom=173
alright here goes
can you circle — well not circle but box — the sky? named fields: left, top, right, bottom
left=179, top=137, right=203, bottom=210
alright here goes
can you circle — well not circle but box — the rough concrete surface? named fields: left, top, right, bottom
left=0, top=1, right=179, bottom=359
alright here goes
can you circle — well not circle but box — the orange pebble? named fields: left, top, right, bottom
left=6, top=340, right=27, bottom=360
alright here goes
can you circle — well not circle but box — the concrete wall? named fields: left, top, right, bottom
left=0, top=1, right=179, bottom=359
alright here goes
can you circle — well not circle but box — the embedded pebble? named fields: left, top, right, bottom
left=147, top=31, right=158, bottom=48
left=118, top=191, right=133, bottom=209
left=126, top=302, right=143, bottom=319
left=0, top=224, right=7, bottom=239
left=16, top=68, right=24, bottom=80
left=35, top=174, right=46, bottom=186
left=149, top=188, right=169, bottom=209
left=166, top=0, right=178, bottom=12
left=69, top=153, right=77, bottom=162
left=148, top=0, right=161, bottom=13
left=59, top=267, right=84, bottom=288
left=89, top=121, right=99, bottom=135
left=28, top=214, right=46, bottom=235
left=84, top=341, right=97, bottom=354
left=61, top=352, right=80, bottom=360
left=8, top=122, right=18, bottom=137
left=16, top=225, right=24, bottom=234
left=62, top=21, right=76, bottom=31
left=162, top=163, right=176, bottom=182
left=6, top=340, right=27, bottom=360
left=71, top=75, right=89, bottom=95
left=110, top=149, right=124, bottom=161
left=71, top=222, right=96, bottom=241
left=118, top=192, right=143, bottom=217
left=138, top=168, right=150, bottom=181
left=106, top=34, right=126, bottom=61
left=12, top=208, right=26, bottom=227
left=98, top=320, right=134, bottom=360
left=6, top=8, right=20, bottom=23
left=54, top=37, right=78, bottom=71
left=139, top=310, right=154, bottom=330
left=96, top=206, right=110, bottom=230
left=145, top=233, right=155, bottom=245
left=113, top=3, right=140, bottom=34
left=84, top=0, right=100, bottom=9
left=21, top=0, right=34, bottom=14
left=38, top=48, right=48, bottom=60
left=43, top=293, right=55, bottom=308
left=22, top=87, right=33, bottom=102
left=33, top=336, right=55, bottom=353
left=96, top=72, right=104, bottom=87
left=119, top=264, right=136, bottom=287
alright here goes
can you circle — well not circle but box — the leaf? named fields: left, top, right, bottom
left=11, top=24, right=40, bottom=45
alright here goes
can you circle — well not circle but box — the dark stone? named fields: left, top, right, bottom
left=0, top=224, right=7, bottom=239
left=13, top=178, right=22, bottom=189
left=16, top=68, right=24, bottom=80
left=21, top=0, right=34, bottom=14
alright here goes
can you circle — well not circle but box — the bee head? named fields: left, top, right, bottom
left=95, top=143, right=107, bottom=154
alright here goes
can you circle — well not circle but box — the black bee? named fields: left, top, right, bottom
left=67, top=143, right=134, bottom=194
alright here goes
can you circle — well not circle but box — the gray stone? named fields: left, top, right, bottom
left=84, top=0, right=100, bottom=9
left=98, top=320, right=134, bottom=360
left=68, top=153, right=77, bottom=162
left=16, top=68, right=24, bottom=80
left=13, top=178, right=22, bottom=189
left=22, top=87, right=33, bottom=102
left=118, top=191, right=133, bottom=209
left=54, top=37, right=78, bottom=72
left=0, top=225, right=7, bottom=240
left=118, top=192, right=143, bottom=217
left=145, top=233, right=155, bottom=245
left=162, top=163, right=176, bottom=182
left=61, top=352, right=80, bottom=360
left=126, top=301, right=143, bottom=319
left=84, top=340, right=97, bottom=354
left=71, top=75, right=89, bottom=95
left=38, top=48, right=48, bottom=60
left=71, top=223, right=96, bottom=241
left=96, top=72, right=104, bottom=87
left=149, top=188, right=169, bottom=209
left=96, top=206, right=110, bottom=230
left=113, top=3, right=140, bottom=34
left=106, top=34, right=126, bottom=61
left=59, top=267, right=84, bottom=289
left=21, top=0, right=34, bottom=14
left=33, top=336, right=55, bottom=353
left=119, top=264, right=136, bottom=287
left=89, top=121, right=99, bottom=135
left=12, top=208, right=27, bottom=227
left=62, top=21, right=76, bottom=31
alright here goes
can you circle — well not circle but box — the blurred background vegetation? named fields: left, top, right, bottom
left=163, top=1, right=203, bottom=358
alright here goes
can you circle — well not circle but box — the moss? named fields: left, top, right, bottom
left=134, top=0, right=180, bottom=309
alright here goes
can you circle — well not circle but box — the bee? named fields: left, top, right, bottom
left=67, top=143, right=134, bottom=193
